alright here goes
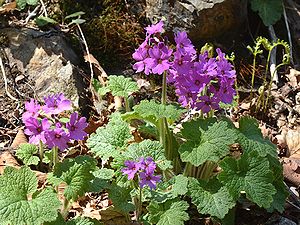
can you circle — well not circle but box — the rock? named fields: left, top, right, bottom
left=130, top=0, right=247, bottom=40
left=0, top=28, right=85, bottom=106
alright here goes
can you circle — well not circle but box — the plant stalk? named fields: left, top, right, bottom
left=39, top=140, right=44, bottom=162
left=52, top=146, right=59, bottom=170
left=124, top=96, right=130, bottom=112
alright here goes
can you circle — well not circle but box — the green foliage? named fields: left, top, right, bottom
left=66, top=217, right=103, bottom=225
left=123, top=100, right=185, bottom=126
left=35, top=16, right=58, bottom=27
left=107, top=75, right=138, bottom=97
left=0, top=166, right=61, bottom=225
left=89, top=168, right=114, bottom=192
left=108, top=183, right=135, bottom=213
left=188, top=177, right=235, bottom=219
left=16, top=0, right=39, bottom=10
left=16, top=143, right=40, bottom=166
left=86, top=113, right=132, bottom=161
left=43, top=148, right=54, bottom=164
left=65, top=11, right=85, bottom=20
left=237, top=117, right=277, bottom=157
left=250, top=0, right=283, bottom=26
left=171, top=174, right=189, bottom=197
left=218, top=151, right=276, bottom=208
left=179, top=120, right=237, bottom=166
left=48, top=156, right=97, bottom=201
left=92, top=78, right=110, bottom=96
left=147, top=200, right=189, bottom=225
left=45, top=214, right=103, bottom=225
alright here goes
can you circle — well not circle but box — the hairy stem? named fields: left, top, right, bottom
left=52, top=146, right=59, bottom=170
left=124, top=96, right=130, bottom=112
left=250, top=54, right=257, bottom=99
left=38, top=140, right=44, bottom=162
left=61, top=197, right=70, bottom=220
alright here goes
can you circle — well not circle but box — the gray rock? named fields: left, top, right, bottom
left=1, top=28, right=85, bottom=106
left=131, top=0, right=247, bottom=40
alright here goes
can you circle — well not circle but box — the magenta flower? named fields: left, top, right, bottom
left=139, top=172, right=161, bottom=190
left=145, top=20, right=164, bottom=35
left=43, top=93, right=72, bottom=115
left=196, top=96, right=220, bottom=113
left=132, top=46, right=154, bottom=75
left=22, top=99, right=40, bottom=123
left=66, top=112, right=88, bottom=141
left=24, top=117, right=50, bottom=144
left=174, top=31, right=196, bottom=56
left=122, top=160, right=141, bottom=180
left=45, top=127, right=70, bottom=151
left=139, top=157, right=156, bottom=174
left=148, top=43, right=172, bottom=75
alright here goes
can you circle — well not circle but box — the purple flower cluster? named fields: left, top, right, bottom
left=122, top=157, right=161, bottom=190
left=132, top=21, right=236, bottom=113
left=22, top=93, right=88, bottom=151
left=132, top=21, right=173, bottom=75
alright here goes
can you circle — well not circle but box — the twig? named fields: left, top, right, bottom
left=268, top=25, right=278, bottom=84
left=76, top=24, right=94, bottom=87
left=39, top=0, right=48, bottom=17
left=283, top=1, right=294, bottom=65
left=284, top=182, right=300, bottom=208
left=24, top=5, right=40, bottom=24
left=0, top=56, right=18, bottom=101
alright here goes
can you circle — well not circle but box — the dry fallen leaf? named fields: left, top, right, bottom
left=286, top=129, right=300, bottom=158
left=287, top=68, right=300, bottom=88
left=0, top=1, right=16, bottom=14
left=282, top=157, right=300, bottom=186
left=0, top=150, right=19, bottom=174
left=10, top=129, right=28, bottom=149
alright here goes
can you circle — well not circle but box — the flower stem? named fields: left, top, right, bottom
left=124, top=96, right=130, bottom=112
left=52, top=146, right=59, bottom=170
left=161, top=71, right=167, bottom=105
left=250, top=55, right=257, bottom=99
left=38, top=140, right=44, bottom=163
left=61, top=197, right=70, bottom=219
left=137, top=187, right=142, bottom=222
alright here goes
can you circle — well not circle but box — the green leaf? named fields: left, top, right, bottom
left=250, top=0, right=283, bottom=26
left=266, top=156, right=288, bottom=213
left=26, top=0, right=39, bottom=5
left=87, top=113, right=132, bottom=161
left=68, top=19, right=86, bottom=26
left=181, top=117, right=217, bottom=142
left=16, top=143, right=40, bottom=165
left=218, top=151, right=276, bottom=208
left=89, top=168, right=114, bottom=192
left=237, top=116, right=277, bottom=157
left=67, top=217, right=103, bottom=225
left=108, top=75, right=138, bottom=97
left=179, top=120, right=237, bottom=166
left=122, top=140, right=172, bottom=170
left=43, top=149, right=54, bottom=164
left=65, top=11, right=85, bottom=20
left=35, top=16, right=58, bottom=27
left=147, top=200, right=189, bottom=225
left=108, top=183, right=135, bottom=213
left=49, top=156, right=97, bottom=201
left=188, top=177, right=235, bottom=219
left=171, top=174, right=189, bottom=197
left=0, top=166, right=61, bottom=225
left=16, top=0, right=27, bottom=9
left=124, top=100, right=185, bottom=126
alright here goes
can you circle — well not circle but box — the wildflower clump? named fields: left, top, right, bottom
left=122, top=157, right=161, bottom=190
left=22, top=93, right=88, bottom=151
left=132, top=21, right=236, bottom=113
